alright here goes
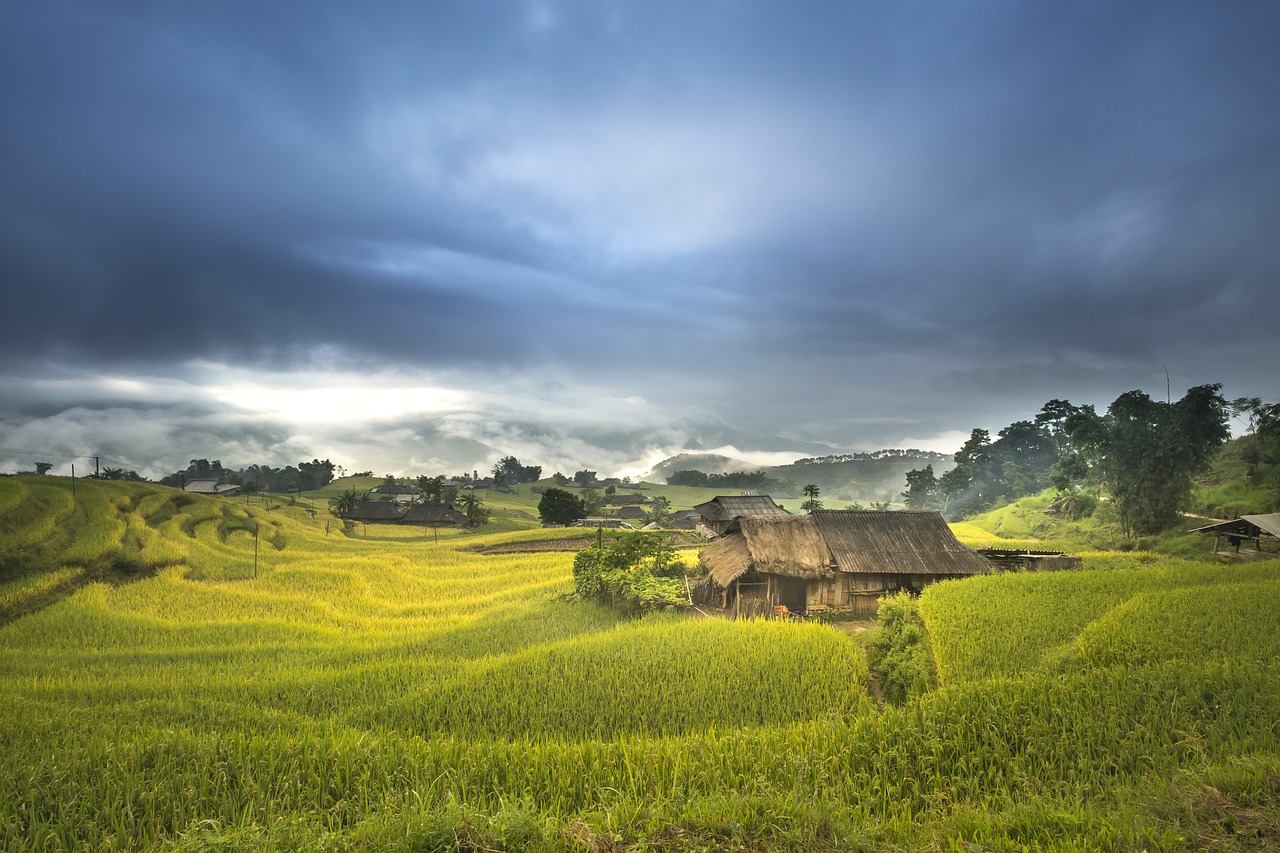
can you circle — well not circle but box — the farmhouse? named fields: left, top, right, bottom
left=614, top=505, right=648, bottom=520
left=344, top=500, right=406, bottom=523
left=693, top=495, right=790, bottom=536
left=402, top=502, right=470, bottom=528
left=1190, top=513, right=1280, bottom=555
left=700, top=510, right=992, bottom=616
left=183, top=479, right=242, bottom=497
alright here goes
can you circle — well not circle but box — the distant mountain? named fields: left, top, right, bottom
left=648, top=448, right=955, bottom=504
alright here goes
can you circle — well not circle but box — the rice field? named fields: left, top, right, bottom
left=2, top=476, right=1279, bottom=851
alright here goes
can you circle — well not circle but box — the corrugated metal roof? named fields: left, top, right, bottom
left=1191, top=513, right=1280, bottom=537
left=693, top=495, right=789, bottom=523
left=810, top=510, right=992, bottom=576
left=1245, top=514, right=1280, bottom=538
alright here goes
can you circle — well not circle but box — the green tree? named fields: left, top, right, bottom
left=573, top=470, right=597, bottom=486
left=572, top=532, right=687, bottom=612
left=1065, top=384, right=1230, bottom=536
left=34, top=462, right=52, bottom=476
left=538, top=488, right=586, bottom=525
left=455, top=491, right=490, bottom=526
left=329, top=488, right=366, bottom=517
left=901, top=465, right=940, bottom=510
left=800, top=483, right=823, bottom=513
left=643, top=495, right=672, bottom=525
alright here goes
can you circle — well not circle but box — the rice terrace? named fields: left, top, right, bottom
left=2, top=462, right=1279, bottom=852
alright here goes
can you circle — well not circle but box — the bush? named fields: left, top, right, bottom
left=572, top=533, right=690, bottom=613
left=866, top=592, right=937, bottom=704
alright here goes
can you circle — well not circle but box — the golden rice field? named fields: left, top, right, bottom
left=2, top=475, right=1279, bottom=851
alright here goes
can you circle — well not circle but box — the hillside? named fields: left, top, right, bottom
left=2, top=475, right=1279, bottom=851
left=648, top=448, right=954, bottom=504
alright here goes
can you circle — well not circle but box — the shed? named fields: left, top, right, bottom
left=693, top=495, right=790, bottom=536
left=1190, top=514, right=1280, bottom=555
left=977, top=549, right=1082, bottom=571
left=700, top=510, right=991, bottom=616
left=183, top=479, right=242, bottom=497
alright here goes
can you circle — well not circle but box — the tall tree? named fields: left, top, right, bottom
left=538, top=488, right=587, bottom=525
left=1065, top=384, right=1229, bottom=535
left=901, top=465, right=940, bottom=510
left=455, top=491, right=490, bottom=526
left=800, top=484, right=824, bottom=513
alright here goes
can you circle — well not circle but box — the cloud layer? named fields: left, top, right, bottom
left=3, top=2, right=1279, bottom=477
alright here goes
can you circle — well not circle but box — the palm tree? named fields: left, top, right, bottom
left=329, top=488, right=366, bottom=517
left=455, top=491, right=490, bottom=526
left=800, top=484, right=823, bottom=513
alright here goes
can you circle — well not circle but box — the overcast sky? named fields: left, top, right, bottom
left=3, top=1, right=1278, bottom=480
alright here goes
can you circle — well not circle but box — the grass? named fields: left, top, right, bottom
left=2, top=476, right=1279, bottom=850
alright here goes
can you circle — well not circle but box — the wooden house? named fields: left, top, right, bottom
left=344, top=500, right=406, bottom=523
left=614, top=505, right=648, bottom=520
left=693, top=495, right=789, bottom=536
left=402, top=502, right=470, bottom=528
left=699, top=510, right=992, bottom=616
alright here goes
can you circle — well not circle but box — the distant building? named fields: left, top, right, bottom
left=570, top=518, right=636, bottom=530
left=402, top=502, right=471, bottom=528
left=344, top=501, right=406, bottom=523
left=183, top=479, right=242, bottom=497
left=1190, top=514, right=1280, bottom=556
left=693, top=495, right=789, bottom=536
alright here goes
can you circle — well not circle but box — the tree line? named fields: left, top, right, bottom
left=902, top=385, right=1278, bottom=536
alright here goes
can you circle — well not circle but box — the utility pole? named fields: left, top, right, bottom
left=71, top=463, right=75, bottom=499
left=94, top=456, right=99, bottom=478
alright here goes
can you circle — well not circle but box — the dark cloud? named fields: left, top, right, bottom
left=2, top=1, right=1279, bottom=473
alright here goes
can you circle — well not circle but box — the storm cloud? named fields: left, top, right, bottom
left=3, top=1, right=1278, bottom=477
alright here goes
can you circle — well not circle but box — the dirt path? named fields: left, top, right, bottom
left=831, top=620, right=886, bottom=708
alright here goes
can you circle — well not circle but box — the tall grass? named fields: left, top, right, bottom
left=1, top=480, right=1278, bottom=850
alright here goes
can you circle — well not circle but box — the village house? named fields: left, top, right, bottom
left=183, top=479, right=242, bottom=497
left=693, top=495, right=790, bottom=536
left=699, top=509, right=992, bottom=617
left=401, top=502, right=471, bottom=528
left=344, top=500, right=407, bottom=523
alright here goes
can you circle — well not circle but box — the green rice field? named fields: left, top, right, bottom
left=2, top=475, right=1278, bottom=851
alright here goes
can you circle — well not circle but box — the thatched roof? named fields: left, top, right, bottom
left=701, top=509, right=991, bottom=587
left=810, top=510, right=992, bottom=576
left=701, top=515, right=832, bottom=586
left=701, top=531, right=756, bottom=587
left=346, top=500, right=406, bottom=522
left=402, top=502, right=468, bottom=526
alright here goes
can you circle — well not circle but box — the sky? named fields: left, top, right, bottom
left=3, top=1, right=1279, bottom=481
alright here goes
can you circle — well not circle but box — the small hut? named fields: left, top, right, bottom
left=402, top=502, right=470, bottom=528
left=977, top=549, right=1082, bottom=571
left=693, top=495, right=790, bottom=536
left=183, top=479, right=242, bottom=497
left=700, top=510, right=992, bottom=616
left=1190, top=514, right=1280, bottom=555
